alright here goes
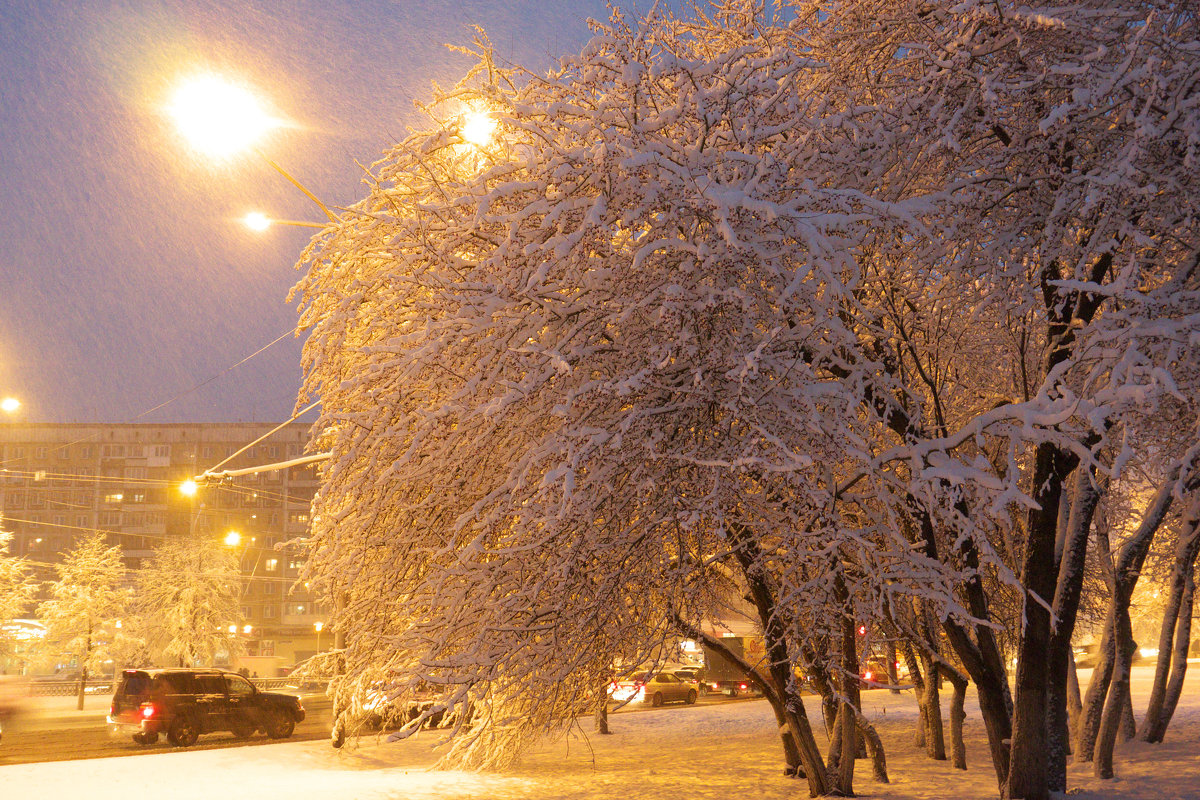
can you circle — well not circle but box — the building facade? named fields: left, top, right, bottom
left=0, top=422, right=325, bottom=672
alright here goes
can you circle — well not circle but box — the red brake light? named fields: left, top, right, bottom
left=739, top=683, right=747, bottom=690
left=142, top=703, right=156, bottom=718
left=863, top=671, right=874, bottom=681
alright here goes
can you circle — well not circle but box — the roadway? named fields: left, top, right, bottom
left=0, top=689, right=757, bottom=765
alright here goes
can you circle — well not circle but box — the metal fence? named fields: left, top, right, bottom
left=23, top=676, right=314, bottom=697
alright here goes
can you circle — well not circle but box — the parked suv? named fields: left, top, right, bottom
left=107, top=668, right=305, bottom=747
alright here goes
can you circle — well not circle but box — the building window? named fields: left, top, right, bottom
left=264, top=582, right=276, bottom=595
left=260, top=640, right=275, bottom=656
left=262, top=605, right=277, bottom=619
left=35, top=447, right=48, bottom=459
left=152, top=445, right=170, bottom=458
left=264, top=558, right=279, bottom=572
left=285, top=603, right=307, bottom=616
left=103, top=492, right=124, bottom=504
left=79, top=446, right=91, bottom=459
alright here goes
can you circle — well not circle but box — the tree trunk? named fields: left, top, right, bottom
left=1077, top=619, right=1116, bottom=762
left=1140, top=506, right=1200, bottom=742
left=594, top=691, right=610, bottom=735
left=76, top=664, right=88, bottom=712
left=901, top=642, right=926, bottom=749
left=855, top=710, right=888, bottom=783
left=1078, top=470, right=1181, bottom=761
left=886, top=641, right=900, bottom=694
left=1046, top=465, right=1100, bottom=791
left=681, top=529, right=831, bottom=797
left=1120, top=689, right=1136, bottom=742
left=1094, top=609, right=1136, bottom=779
left=1066, top=655, right=1082, bottom=753
left=919, top=653, right=946, bottom=761
left=1007, top=441, right=1076, bottom=800
left=835, top=606, right=859, bottom=796
left=1153, top=565, right=1195, bottom=742
left=943, top=667, right=968, bottom=771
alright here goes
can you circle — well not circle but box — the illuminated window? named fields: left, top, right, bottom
left=265, top=558, right=279, bottom=571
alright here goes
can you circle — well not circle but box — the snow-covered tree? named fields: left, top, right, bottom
left=133, top=535, right=242, bottom=668
left=293, top=2, right=1200, bottom=797
left=0, top=523, right=36, bottom=667
left=37, top=532, right=127, bottom=709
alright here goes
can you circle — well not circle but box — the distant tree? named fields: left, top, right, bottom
left=134, top=535, right=242, bottom=668
left=37, top=532, right=127, bottom=709
left=0, top=523, right=37, bottom=668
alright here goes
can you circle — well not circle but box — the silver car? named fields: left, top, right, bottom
left=611, top=671, right=697, bottom=707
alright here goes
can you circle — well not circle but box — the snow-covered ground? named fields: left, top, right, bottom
left=4, top=665, right=1196, bottom=799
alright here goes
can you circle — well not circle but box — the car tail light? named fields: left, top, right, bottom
left=141, top=702, right=157, bottom=718
left=710, top=682, right=719, bottom=689
left=863, top=671, right=874, bottom=681
left=739, top=683, right=748, bottom=690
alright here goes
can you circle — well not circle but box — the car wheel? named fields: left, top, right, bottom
left=167, top=715, right=200, bottom=747
left=265, top=709, right=296, bottom=739
left=230, top=716, right=256, bottom=739
left=686, top=690, right=697, bottom=705
left=651, top=692, right=664, bottom=708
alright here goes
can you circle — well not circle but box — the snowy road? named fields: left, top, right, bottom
left=4, top=667, right=1198, bottom=800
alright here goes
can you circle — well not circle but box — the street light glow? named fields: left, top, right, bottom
left=180, top=479, right=198, bottom=497
left=169, top=75, right=278, bottom=158
left=462, top=111, right=497, bottom=147
left=0, top=397, right=19, bottom=413
left=243, top=211, right=271, bottom=231
left=224, top=530, right=242, bottom=547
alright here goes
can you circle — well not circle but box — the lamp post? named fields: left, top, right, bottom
left=314, top=621, right=323, bottom=654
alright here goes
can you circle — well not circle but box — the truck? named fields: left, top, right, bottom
left=702, top=636, right=767, bottom=697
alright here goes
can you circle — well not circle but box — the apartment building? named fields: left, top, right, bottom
left=0, top=422, right=326, bottom=670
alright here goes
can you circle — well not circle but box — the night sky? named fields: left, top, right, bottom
left=0, top=0, right=618, bottom=423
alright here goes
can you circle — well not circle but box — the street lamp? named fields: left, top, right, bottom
left=314, top=621, right=323, bottom=654
left=169, top=74, right=279, bottom=159
left=168, top=74, right=336, bottom=223
left=461, top=111, right=497, bottom=147
left=242, top=211, right=324, bottom=231
left=1, top=397, right=19, bottom=414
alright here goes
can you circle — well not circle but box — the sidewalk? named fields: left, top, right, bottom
left=18, top=692, right=113, bottom=727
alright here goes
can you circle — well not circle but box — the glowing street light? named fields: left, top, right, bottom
left=169, top=75, right=280, bottom=159
left=1, top=397, right=19, bottom=414
left=179, top=479, right=198, bottom=497
left=314, top=620, right=324, bottom=653
left=168, top=74, right=335, bottom=223
left=224, top=530, right=242, bottom=547
left=461, top=111, right=497, bottom=147
left=242, top=211, right=324, bottom=231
